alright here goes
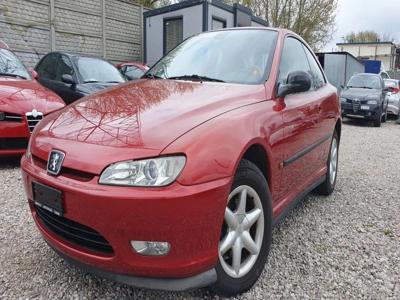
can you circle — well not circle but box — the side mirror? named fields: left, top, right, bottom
left=277, top=71, right=312, bottom=98
left=340, top=84, right=345, bottom=89
left=61, top=74, right=76, bottom=85
left=30, top=69, right=38, bottom=79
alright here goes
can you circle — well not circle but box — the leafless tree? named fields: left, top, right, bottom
left=227, top=0, right=338, bottom=51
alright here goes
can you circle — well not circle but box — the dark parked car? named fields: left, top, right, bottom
left=22, top=28, right=340, bottom=296
left=35, top=52, right=125, bottom=104
left=116, top=62, right=149, bottom=81
left=340, top=73, right=389, bottom=127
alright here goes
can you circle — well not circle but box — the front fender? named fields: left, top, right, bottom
left=161, top=100, right=283, bottom=186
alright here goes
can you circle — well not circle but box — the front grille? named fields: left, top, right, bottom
left=0, top=138, right=28, bottom=150
left=32, top=155, right=95, bottom=182
left=26, top=114, right=43, bottom=132
left=0, top=112, right=23, bottom=122
left=35, top=206, right=114, bottom=254
left=352, top=100, right=361, bottom=112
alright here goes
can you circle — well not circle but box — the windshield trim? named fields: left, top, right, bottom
left=144, top=28, right=279, bottom=86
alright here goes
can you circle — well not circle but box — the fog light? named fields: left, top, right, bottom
left=130, top=241, right=170, bottom=256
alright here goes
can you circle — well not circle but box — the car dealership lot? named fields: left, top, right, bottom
left=1, top=120, right=399, bottom=299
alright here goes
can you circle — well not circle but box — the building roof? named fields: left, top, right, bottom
left=143, top=0, right=268, bottom=26
left=315, top=51, right=361, bottom=62
left=337, top=41, right=395, bottom=46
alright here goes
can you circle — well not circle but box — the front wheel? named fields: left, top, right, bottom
left=317, top=131, right=339, bottom=195
left=373, top=109, right=382, bottom=127
left=211, top=159, right=272, bottom=297
left=382, top=106, right=388, bottom=123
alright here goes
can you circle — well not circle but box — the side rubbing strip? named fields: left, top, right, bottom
left=283, top=134, right=331, bottom=167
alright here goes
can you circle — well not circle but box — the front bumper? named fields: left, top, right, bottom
left=52, top=244, right=217, bottom=291
left=0, top=122, right=30, bottom=156
left=21, top=154, right=231, bottom=286
left=341, top=104, right=380, bottom=120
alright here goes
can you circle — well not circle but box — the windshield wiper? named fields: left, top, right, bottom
left=361, top=86, right=374, bottom=89
left=0, top=72, right=27, bottom=79
left=167, top=74, right=225, bottom=83
left=142, top=73, right=163, bottom=79
left=84, top=80, right=99, bottom=83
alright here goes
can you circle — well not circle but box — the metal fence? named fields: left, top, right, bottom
left=0, top=0, right=143, bottom=67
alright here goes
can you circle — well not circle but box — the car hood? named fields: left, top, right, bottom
left=32, top=79, right=266, bottom=174
left=341, top=88, right=381, bottom=100
left=0, top=77, right=65, bottom=115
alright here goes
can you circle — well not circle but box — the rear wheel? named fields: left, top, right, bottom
left=317, top=131, right=339, bottom=195
left=212, top=159, right=272, bottom=297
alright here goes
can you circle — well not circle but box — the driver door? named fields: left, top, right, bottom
left=277, top=37, right=326, bottom=199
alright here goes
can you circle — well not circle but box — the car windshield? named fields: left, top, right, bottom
left=0, top=49, right=31, bottom=80
left=74, top=57, right=125, bottom=83
left=147, top=29, right=278, bottom=85
left=347, top=75, right=381, bottom=89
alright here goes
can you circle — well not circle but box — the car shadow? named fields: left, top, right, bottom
left=342, top=117, right=373, bottom=127
left=0, top=156, right=21, bottom=169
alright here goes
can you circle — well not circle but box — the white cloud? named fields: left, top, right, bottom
left=324, top=0, right=400, bottom=51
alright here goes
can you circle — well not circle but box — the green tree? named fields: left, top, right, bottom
left=344, top=31, right=393, bottom=43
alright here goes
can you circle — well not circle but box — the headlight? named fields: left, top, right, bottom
left=367, top=100, right=378, bottom=105
left=340, top=97, right=347, bottom=103
left=99, top=156, right=186, bottom=187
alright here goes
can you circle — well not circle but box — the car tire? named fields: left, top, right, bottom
left=382, top=107, right=388, bottom=123
left=373, top=109, right=382, bottom=127
left=211, top=159, right=272, bottom=297
left=316, top=131, right=339, bottom=196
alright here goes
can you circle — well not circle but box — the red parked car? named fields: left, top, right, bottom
left=116, top=62, right=149, bottom=81
left=21, top=28, right=340, bottom=296
left=0, top=42, right=65, bottom=156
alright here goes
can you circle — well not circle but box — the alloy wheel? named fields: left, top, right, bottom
left=219, top=185, right=264, bottom=278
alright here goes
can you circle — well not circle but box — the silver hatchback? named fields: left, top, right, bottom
left=384, top=79, right=400, bottom=116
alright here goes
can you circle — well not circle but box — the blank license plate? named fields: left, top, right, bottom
left=32, top=182, right=63, bottom=216
left=361, top=105, right=369, bottom=110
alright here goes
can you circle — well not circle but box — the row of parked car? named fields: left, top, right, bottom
left=0, top=41, right=148, bottom=156
left=340, top=72, right=400, bottom=127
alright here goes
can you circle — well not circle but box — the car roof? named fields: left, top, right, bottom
left=352, top=73, right=381, bottom=78
left=45, top=51, right=108, bottom=61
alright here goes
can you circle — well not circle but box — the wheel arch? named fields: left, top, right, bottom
left=240, top=142, right=271, bottom=188
left=335, top=118, right=342, bottom=142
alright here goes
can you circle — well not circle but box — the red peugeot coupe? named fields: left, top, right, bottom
left=21, top=28, right=340, bottom=296
left=0, top=42, right=65, bottom=156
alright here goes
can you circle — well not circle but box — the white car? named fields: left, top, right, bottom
left=384, top=79, right=400, bottom=116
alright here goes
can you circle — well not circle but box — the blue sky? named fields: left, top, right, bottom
left=325, top=0, right=400, bottom=50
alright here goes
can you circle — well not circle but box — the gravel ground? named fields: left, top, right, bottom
left=1, top=118, right=399, bottom=299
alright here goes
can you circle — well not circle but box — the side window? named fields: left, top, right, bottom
left=278, top=37, right=311, bottom=88
left=303, top=45, right=326, bottom=90
left=56, top=55, right=74, bottom=81
left=36, top=54, right=58, bottom=80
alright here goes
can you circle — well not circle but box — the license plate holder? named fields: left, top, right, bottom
left=32, top=182, right=63, bottom=216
